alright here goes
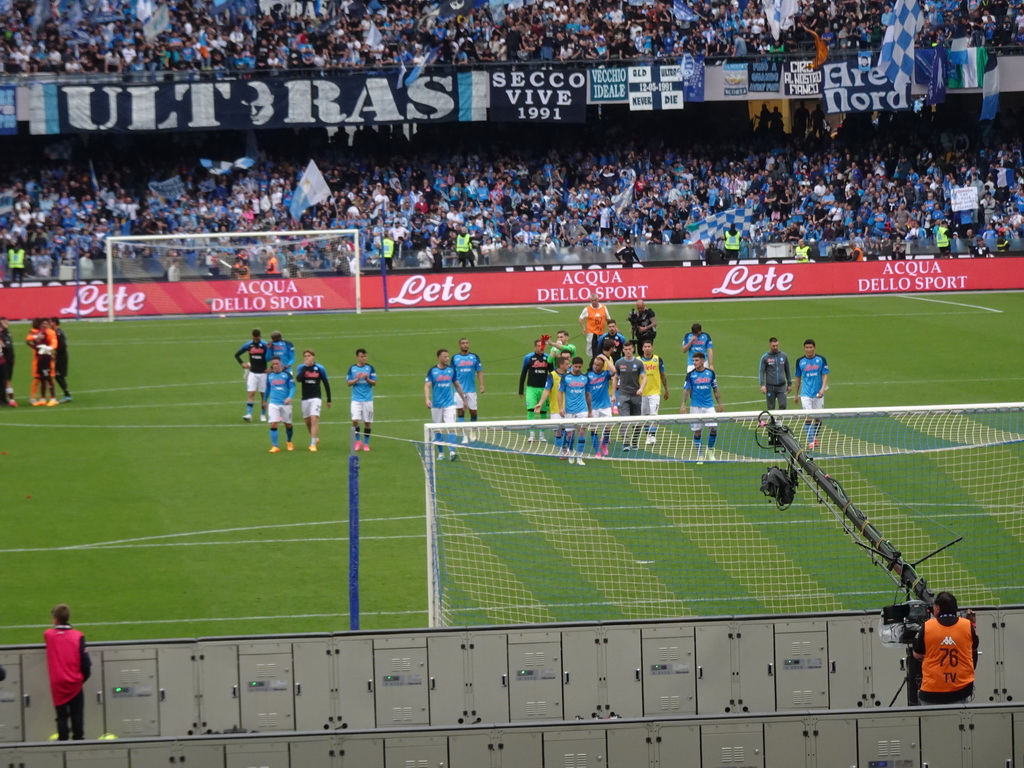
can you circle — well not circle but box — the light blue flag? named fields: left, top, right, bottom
left=289, top=160, right=332, bottom=221
left=405, top=46, right=439, bottom=87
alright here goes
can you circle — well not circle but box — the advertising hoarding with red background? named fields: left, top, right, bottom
left=2, top=258, right=1022, bottom=320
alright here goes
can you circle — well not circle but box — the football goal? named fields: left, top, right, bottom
left=102, top=229, right=361, bottom=319
left=419, top=403, right=1024, bottom=627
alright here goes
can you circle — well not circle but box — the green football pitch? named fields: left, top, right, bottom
left=1, top=291, right=1022, bottom=645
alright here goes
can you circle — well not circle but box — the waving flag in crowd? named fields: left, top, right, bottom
left=875, top=0, right=921, bottom=90
left=200, top=157, right=256, bottom=175
left=686, top=207, right=757, bottom=244
left=289, top=160, right=332, bottom=221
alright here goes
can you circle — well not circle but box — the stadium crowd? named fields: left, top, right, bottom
left=3, top=0, right=1024, bottom=76
left=3, top=106, right=1024, bottom=280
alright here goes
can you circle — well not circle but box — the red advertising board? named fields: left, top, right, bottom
left=2, top=258, right=1022, bottom=320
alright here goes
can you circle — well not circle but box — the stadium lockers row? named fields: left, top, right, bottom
left=0, top=609, right=1021, bottom=742
left=1, top=707, right=1022, bottom=768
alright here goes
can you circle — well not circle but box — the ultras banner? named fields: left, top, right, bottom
left=489, top=70, right=587, bottom=122
left=28, top=73, right=478, bottom=135
left=3, top=259, right=1023, bottom=319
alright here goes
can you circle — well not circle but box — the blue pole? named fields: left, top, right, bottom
left=348, top=446, right=360, bottom=630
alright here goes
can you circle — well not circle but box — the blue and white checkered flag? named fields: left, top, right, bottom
left=876, top=0, right=921, bottom=91
left=686, top=207, right=757, bottom=244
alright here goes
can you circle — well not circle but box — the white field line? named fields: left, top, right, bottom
left=900, top=294, right=1003, bottom=313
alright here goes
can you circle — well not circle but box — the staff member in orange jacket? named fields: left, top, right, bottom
left=578, top=294, right=610, bottom=359
left=912, top=591, right=978, bottom=705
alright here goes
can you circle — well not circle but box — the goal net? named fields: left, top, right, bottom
left=420, top=404, right=1024, bottom=627
left=101, top=229, right=361, bottom=319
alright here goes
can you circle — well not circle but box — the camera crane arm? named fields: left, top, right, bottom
left=761, top=414, right=935, bottom=607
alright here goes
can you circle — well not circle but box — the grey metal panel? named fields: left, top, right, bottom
left=157, top=644, right=200, bottom=736
left=0, top=654, right=23, bottom=742
left=971, top=610, right=1000, bottom=704
left=774, top=622, right=828, bottom=710
left=426, top=634, right=470, bottom=726
left=605, top=724, right=652, bottom=768
left=733, top=622, right=776, bottom=714
left=541, top=729, right=606, bottom=768
left=196, top=643, right=241, bottom=734
left=374, top=642, right=429, bottom=726
left=764, top=718, right=812, bottom=768
left=446, top=732, right=493, bottom=768
left=694, top=623, right=736, bottom=714
left=700, top=723, right=765, bottom=768
left=338, top=736, right=385, bottom=768
left=288, top=735, right=339, bottom=768
left=492, top=730, right=542, bottom=768
left=131, top=743, right=225, bottom=768
left=82, top=653, right=106, bottom=739
left=856, top=716, right=920, bottom=768
left=334, top=636, right=376, bottom=730
left=641, top=626, right=696, bottom=717
left=919, top=712, right=963, bottom=768
left=507, top=634, right=562, bottom=722
left=807, top=717, right=858, bottom=768
left=651, top=721, right=700, bottom=767
left=603, top=628, right=643, bottom=719
left=561, top=628, right=603, bottom=720
left=996, top=609, right=1024, bottom=703
left=383, top=735, right=447, bottom=768
left=239, top=649, right=294, bottom=732
left=826, top=616, right=874, bottom=710
left=102, top=650, right=159, bottom=737
left=963, top=709, right=1013, bottom=768
left=18, top=649, right=54, bottom=741
left=292, top=639, right=333, bottom=732
left=0, top=748, right=66, bottom=768
left=64, top=748, right=130, bottom=767
left=466, top=633, right=510, bottom=725
left=225, top=741, right=290, bottom=768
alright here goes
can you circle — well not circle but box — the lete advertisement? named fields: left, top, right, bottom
left=2, top=259, right=1023, bottom=320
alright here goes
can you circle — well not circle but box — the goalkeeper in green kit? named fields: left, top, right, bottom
left=519, top=336, right=553, bottom=442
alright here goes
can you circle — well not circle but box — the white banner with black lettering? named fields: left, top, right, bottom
left=489, top=70, right=587, bottom=123
left=627, top=65, right=684, bottom=111
left=950, top=186, right=979, bottom=212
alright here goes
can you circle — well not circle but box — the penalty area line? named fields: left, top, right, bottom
left=899, top=294, right=1003, bottom=313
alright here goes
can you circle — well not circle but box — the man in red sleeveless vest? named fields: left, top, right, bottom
left=44, top=604, right=92, bottom=740
left=912, top=591, right=978, bottom=705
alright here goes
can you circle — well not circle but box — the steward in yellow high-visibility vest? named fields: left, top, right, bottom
left=934, top=222, right=950, bottom=257
left=455, top=229, right=474, bottom=268
left=724, top=226, right=741, bottom=255
left=382, top=237, right=395, bottom=270
left=7, top=246, right=26, bottom=285
left=794, top=240, right=810, bottom=262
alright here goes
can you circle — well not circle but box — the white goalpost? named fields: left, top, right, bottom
left=420, top=403, right=1024, bottom=628
left=103, top=228, right=362, bottom=320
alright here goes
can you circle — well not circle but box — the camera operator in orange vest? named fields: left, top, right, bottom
left=912, top=591, right=978, bottom=705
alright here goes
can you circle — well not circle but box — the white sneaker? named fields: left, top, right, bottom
left=461, top=435, right=469, bottom=445
left=260, top=414, right=267, bottom=422
left=696, top=451, right=705, bottom=465
left=646, top=435, right=657, bottom=445
left=575, top=457, right=586, bottom=466
left=449, top=451, right=458, bottom=461
left=567, top=457, right=576, bottom=465
left=706, top=449, right=716, bottom=462
left=527, top=433, right=535, bottom=443
left=539, top=434, right=547, bottom=443
left=243, top=413, right=252, bottom=422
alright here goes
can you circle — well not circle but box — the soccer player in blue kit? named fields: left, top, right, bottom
left=268, top=331, right=295, bottom=371
left=682, top=352, right=724, bottom=464
left=794, top=339, right=830, bottom=449
left=559, top=357, right=592, bottom=465
left=681, top=322, right=713, bottom=372
left=452, top=337, right=484, bottom=444
left=587, top=356, right=616, bottom=458
left=264, top=357, right=295, bottom=453
left=235, top=329, right=270, bottom=422
left=296, top=349, right=332, bottom=452
left=347, top=348, right=376, bottom=452
left=425, top=349, right=466, bottom=461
